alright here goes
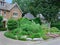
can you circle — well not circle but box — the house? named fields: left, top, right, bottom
left=37, top=14, right=46, bottom=24
left=0, top=0, right=22, bottom=20
left=0, top=0, right=22, bottom=27
left=37, top=14, right=51, bottom=28
left=24, top=13, right=35, bottom=20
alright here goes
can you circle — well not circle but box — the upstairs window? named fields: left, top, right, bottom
left=13, top=13, right=18, bottom=17
left=14, top=5, right=18, bottom=8
left=0, top=2, right=4, bottom=6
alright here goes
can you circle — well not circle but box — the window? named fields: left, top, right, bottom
left=13, top=13, right=18, bottom=17
left=0, top=2, right=4, bottom=6
left=4, top=11, right=6, bottom=16
left=14, top=5, right=18, bottom=8
left=0, top=2, right=2, bottom=6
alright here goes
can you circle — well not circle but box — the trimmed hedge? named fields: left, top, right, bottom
left=0, top=28, right=7, bottom=31
left=7, top=19, right=18, bottom=30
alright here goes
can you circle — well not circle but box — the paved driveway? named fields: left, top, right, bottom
left=0, top=31, right=60, bottom=45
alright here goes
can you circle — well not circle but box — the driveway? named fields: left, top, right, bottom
left=0, top=31, right=60, bottom=45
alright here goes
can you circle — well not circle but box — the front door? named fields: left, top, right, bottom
left=3, top=21, right=6, bottom=28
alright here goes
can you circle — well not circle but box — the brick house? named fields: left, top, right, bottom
left=0, top=0, right=22, bottom=27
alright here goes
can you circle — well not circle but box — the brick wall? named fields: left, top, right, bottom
left=2, top=7, right=22, bottom=20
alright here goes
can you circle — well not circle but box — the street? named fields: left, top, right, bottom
left=0, top=31, right=60, bottom=45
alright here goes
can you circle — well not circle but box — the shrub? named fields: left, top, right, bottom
left=51, top=21, right=60, bottom=30
left=33, top=17, right=41, bottom=24
left=0, top=28, right=7, bottom=31
left=0, top=16, right=3, bottom=28
left=20, top=21, right=42, bottom=37
left=7, top=19, right=18, bottom=30
left=5, top=23, right=42, bottom=40
left=41, top=24, right=50, bottom=34
left=29, top=23, right=42, bottom=33
left=5, top=28, right=24, bottom=40
left=18, top=18, right=32, bottom=27
left=0, top=16, right=5, bottom=31
left=29, top=33, right=41, bottom=39
left=0, top=22, right=3, bottom=28
left=4, top=32, right=16, bottom=39
left=5, top=18, right=43, bottom=40
left=11, top=28, right=23, bottom=35
left=42, top=35, right=50, bottom=40
left=50, top=27, right=60, bottom=33
left=0, top=16, right=3, bottom=22
left=5, top=18, right=53, bottom=40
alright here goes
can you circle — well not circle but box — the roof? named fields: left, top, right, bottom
left=0, top=2, right=22, bottom=13
left=0, top=0, right=5, bottom=2
left=24, top=13, right=35, bottom=20
left=0, top=2, right=13, bottom=11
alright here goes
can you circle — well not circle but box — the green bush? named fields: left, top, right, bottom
left=0, top=16, right=3, bottom=28
left=42, top=35, right=50, bottom=40
left=0, top=16, right=6, bottom=31
left=5, top=18, right=55, bottom=40
left=0, top=16, right=3, bottom=22
left=0, top=22, right=3, bottom=28
left=11, top=28, right=23, bottom=35
left=51, top=21, right=60, bottom=30
left=18, top=18, right=32, bottom=27
left=20, top=21, right=42, bottom=37
left=5, top=28, right=24, bottom=40
left=50, top=27, right=60, bottom=33
left=0, top=28, right=7, bottom=31
left=7, top=19, right=18, bottom=30
left=29, top=23, right=42, bottom=33
left=5, top=18, right=43, bottom=40
left=29, top=33, right=41, bottom=39
left=41, top=24, right=50, bottom=34
left=33, top=17, right=41, bottom=24
left=4, top=32, right=16, bottom=39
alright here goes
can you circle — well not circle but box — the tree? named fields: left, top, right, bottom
left=29, top=0, right=59, bottom=23
left=12, top=0, right=60, bottom=23
left=12, top=0, right=32, bottom=14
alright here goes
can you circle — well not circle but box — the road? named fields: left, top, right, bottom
left=0, top=31, right=60, bottom=45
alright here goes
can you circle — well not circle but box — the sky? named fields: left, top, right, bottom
left=5, top=0, right=12, bottom=3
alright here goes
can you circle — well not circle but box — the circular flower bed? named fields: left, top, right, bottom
left=4, top=18, right=60, bottom=41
